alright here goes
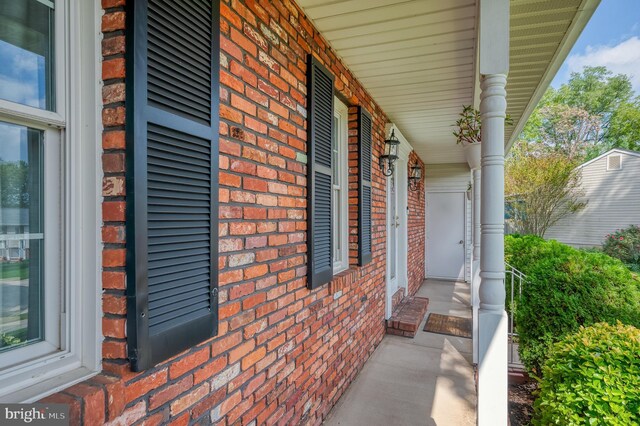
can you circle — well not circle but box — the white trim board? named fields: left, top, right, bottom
left=577, top=148, right=640, bottom=170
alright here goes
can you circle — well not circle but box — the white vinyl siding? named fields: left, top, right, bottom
left=545, top=151, right=640, bottom=248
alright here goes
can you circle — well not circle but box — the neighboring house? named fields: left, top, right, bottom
left=0, top=0, right=597, bottom=425
left=0, top=208, right=30, bottom=261
left=546, top=149, right=640, bottom=248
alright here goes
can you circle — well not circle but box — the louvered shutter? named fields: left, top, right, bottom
left=358, top=107, right=373, bottom=266
left=307, top=55, right=334, bottom=289
left=125, top=0, right=220, bottom=371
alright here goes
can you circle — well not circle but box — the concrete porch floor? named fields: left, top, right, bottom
left=324, top=279, right=477, bottom=426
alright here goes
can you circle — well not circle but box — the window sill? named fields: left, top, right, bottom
left=0, top=357, right=99, bottom=403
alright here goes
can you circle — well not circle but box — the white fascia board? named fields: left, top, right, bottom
left=577, top=148, right=640, bottom=169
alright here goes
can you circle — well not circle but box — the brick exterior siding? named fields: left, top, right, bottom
left=39, top=0, right=428, bottom=424
left=407, top=151, right=426, bottom=297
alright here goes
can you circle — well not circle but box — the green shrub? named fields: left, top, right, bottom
left=505, top=235, right=640, bottom=374
left=533, top=322, right=640, bottom=426
left=602, top=225, right=640, bottom=272
left=505, top=234, right=573, bottom=274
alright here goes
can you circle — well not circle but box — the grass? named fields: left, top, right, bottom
left=0, top=261, right=29, bottom=280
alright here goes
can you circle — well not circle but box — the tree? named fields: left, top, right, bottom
left=0, top=160, right=30, bottom=207
left=550, top=66, right=633, bottom=118
left=529, top=104, right=601, bottom=161
left=520, top=66, right=640, bottom=158
left=607, top=99, right=640, bottom=152
left=505, top=147, right=586, bottom=237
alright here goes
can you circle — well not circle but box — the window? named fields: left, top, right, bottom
left=0, top=123, right=56, bottom=363
left=0, top=0, right=61, bottom=367
left=0, top=0, right=100, bottom=401
left=332, top=98, right=349, bottom=273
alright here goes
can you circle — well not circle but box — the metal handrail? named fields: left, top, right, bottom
left=505, top=262, right=526, bottom=368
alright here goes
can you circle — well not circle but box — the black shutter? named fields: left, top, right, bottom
left=307, top=55, right=334, bottom=289
left=125, top=0, right=220, bottom=371
left=358, top=107, right=373, bottom=266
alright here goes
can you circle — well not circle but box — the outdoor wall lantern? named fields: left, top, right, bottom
left=408, top=162, right=422, bottom=191
left=380, top=129, right=400, bottom=176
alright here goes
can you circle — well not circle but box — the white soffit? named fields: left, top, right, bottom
left=506, top=0, right=600, bottom=149
left=297, top=0, right=599, bottom=164
left=297, top=0, right=478, bottom=164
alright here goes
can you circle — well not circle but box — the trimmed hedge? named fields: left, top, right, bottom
left=533, top=322, right=640, bottom=425
left=505, top=235, right=640, bottom=374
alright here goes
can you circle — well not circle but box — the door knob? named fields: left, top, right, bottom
left=459, top=240, right=464, bottom=244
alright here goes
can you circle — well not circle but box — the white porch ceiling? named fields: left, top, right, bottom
left=297, top=0, right=477, bottom=164
left=297, top=0, right=599, bottom=164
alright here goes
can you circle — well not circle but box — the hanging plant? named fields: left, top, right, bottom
left=453, top=105, right=513, bottom=145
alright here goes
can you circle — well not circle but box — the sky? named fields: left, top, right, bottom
left=551, top=0, right=640, bottom=94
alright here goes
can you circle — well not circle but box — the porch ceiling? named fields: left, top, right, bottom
left=297, top=0, right=599, bottom=164
left=297, top=0, right=477, bottom=164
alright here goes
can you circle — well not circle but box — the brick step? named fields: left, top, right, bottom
left=386, top=296, right=429, bottom=338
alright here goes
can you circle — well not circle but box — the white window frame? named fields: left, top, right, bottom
left=0, top=0, right=102, bottom=402
left=332, top=98, right=349, bottom=274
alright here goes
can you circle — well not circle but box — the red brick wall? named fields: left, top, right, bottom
left=40, top=0, right=427, bottom=424
left=407, top=152, right=426, bottom=296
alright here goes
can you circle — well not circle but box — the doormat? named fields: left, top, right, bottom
left=423, top=313, right=472, bottom=338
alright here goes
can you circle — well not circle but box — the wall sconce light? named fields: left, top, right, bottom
left=467, top=182, right=472, bottom=200
left=379, top=129, right=400, bottom=176
left=408, top=162, right=422, bottom=191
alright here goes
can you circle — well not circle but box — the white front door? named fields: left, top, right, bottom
left=386, top=172, right=399, bottom=318
left=426, top=192, right=466, bottom=280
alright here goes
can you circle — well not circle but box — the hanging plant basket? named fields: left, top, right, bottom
left=464, top=143, right=482, bottom=170
left=452, top=105, right=512, bottom=170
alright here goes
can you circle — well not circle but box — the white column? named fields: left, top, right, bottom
left=471, top=168, right=481, bottom=365
left=478, top=74, right=508, bottom=426
left=473, top=169, right=481, bottom=261
left=477, top=0, right=509, bottom=423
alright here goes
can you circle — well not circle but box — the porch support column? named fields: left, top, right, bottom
left=471, top=167, right=481, bottom=365
left=473, top=169, right=481, bottom=261
left=478, top=0, right=509, bottom=425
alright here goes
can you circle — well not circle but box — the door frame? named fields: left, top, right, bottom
left=424, top=190, right=468, bottom=281
left=384, top=125, right=412, bottom=319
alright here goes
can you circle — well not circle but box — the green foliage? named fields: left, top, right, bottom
left=533, top=322, right=640, bottom=426
left=505, top=150, right=586, bottom=237
left=0, top=327, right=27, bottom=349
left=0, top=333, right=23, bottom=348
left=607, top=99, right=640, bottom=152
left=602, top=225, right=640, bottom=273
left=453, top=105, right=481, bottom=145
left=550, top=66, right=633, bottom=118
left=0, top=161, right=30, bottom=208
left=504, top=235, right=640, bottom=374
left=504, top=235, right=571, bottom=274
left=518, top=66, right=639, bottom=159
left=452, top=105, right=512, bottom=145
